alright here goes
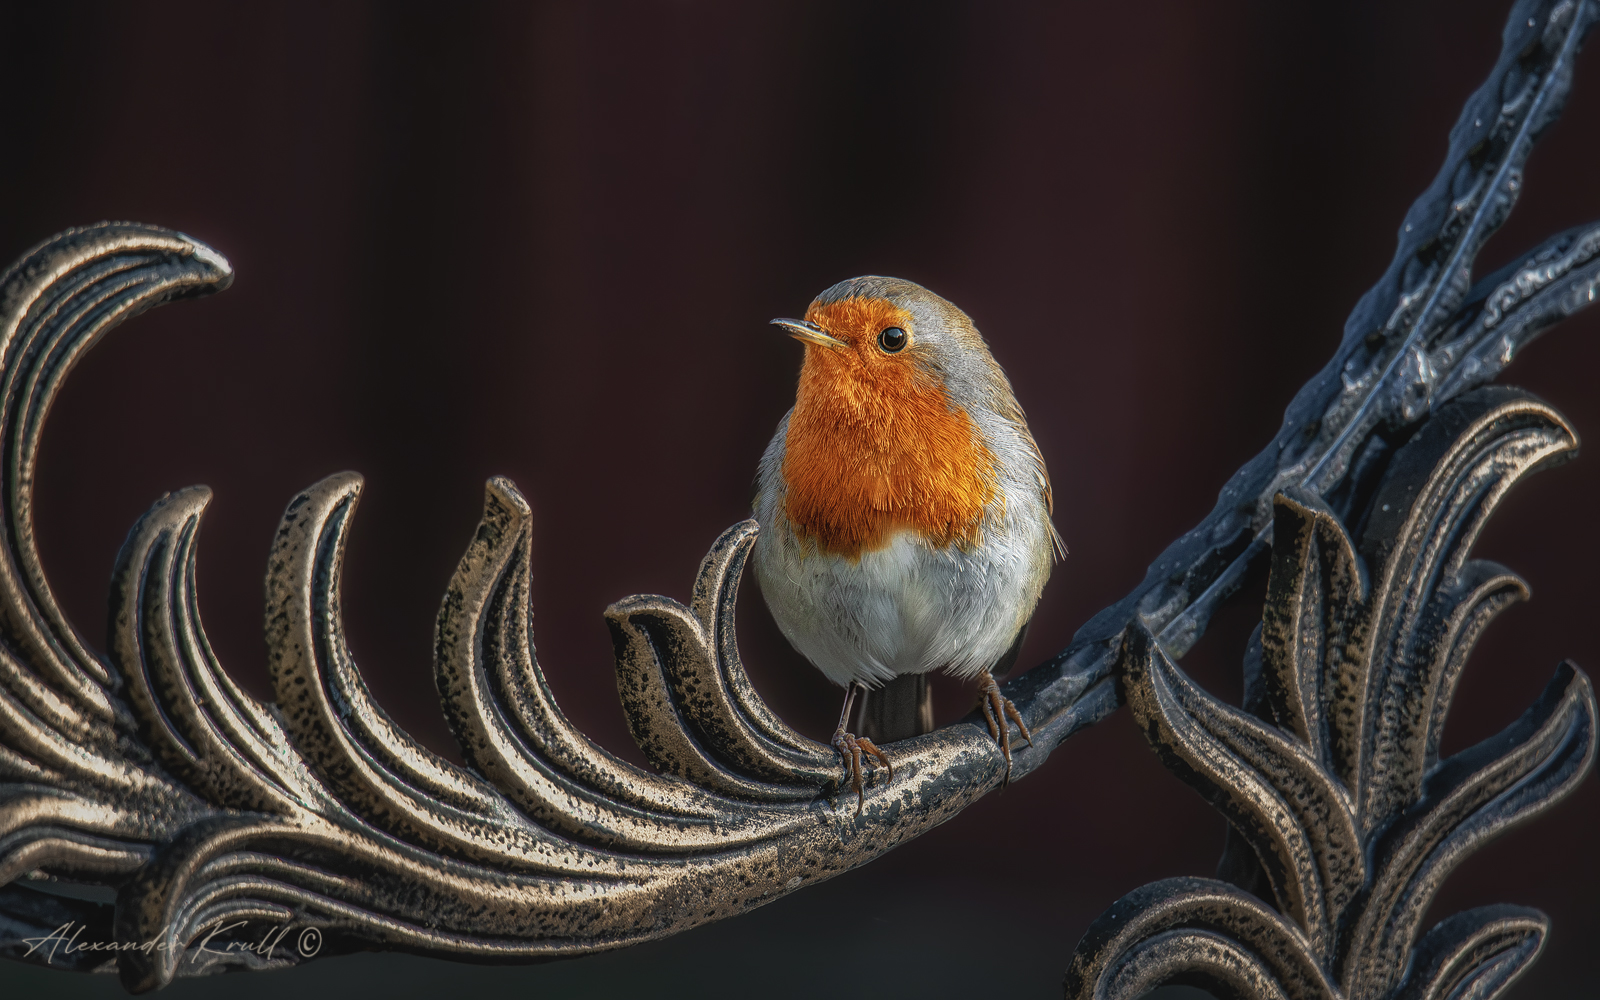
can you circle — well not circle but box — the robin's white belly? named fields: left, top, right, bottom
left=752, top=518, right=1047, bottom=688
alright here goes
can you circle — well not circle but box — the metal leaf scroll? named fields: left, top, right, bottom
left=0, top=226, right=1014, bottom=992
left=1066, top=388, right=1597, bottom=1000
left=1, top=0, right=1599, bottom=994
left=1003, top=0, right=1600, bottom=781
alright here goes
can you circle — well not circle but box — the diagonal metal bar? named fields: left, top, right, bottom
left=1003, top=0, right=1600, bottom=782
left=0, top=0, right=1595, bottom=988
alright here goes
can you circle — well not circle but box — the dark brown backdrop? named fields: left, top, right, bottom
left=2, top=2, right=1596, bottom=998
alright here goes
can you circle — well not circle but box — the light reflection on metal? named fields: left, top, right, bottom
left=0, top=0, right=1595, bottom=994
left=1067, top=389, right=1596, bottom=999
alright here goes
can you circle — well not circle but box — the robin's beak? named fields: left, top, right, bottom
left=771, top=318, right=846, bottom=349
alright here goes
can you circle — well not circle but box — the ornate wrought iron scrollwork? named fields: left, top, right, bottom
left=1066, top=389, right=1597, bottom=999
left=0, top=230, right=1019, bottom=990
left=1, top=0, right=1598, bottom=994
left=1061, top=3, right=1600, bottom=994
left=1004, top=0, right=1600, bottom=781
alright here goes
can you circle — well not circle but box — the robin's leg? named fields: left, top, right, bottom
left=831, top=681, right=893, bottom=814
left=976, top=668, right=1033, bottom=785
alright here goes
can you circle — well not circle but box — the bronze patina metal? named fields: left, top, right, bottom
left=1068, top=389, right=1596, bottom=999
left=0, top=0, right=1596, bottom=995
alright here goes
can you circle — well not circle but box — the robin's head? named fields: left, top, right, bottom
left=770, top=276, right=991, bottom=402
left=768, top=277, right=1015, bottom=556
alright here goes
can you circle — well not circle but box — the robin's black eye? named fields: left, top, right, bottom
left=877, top=327, right=908, bottom=353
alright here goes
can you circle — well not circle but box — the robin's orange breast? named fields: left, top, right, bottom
left=780, top=298, right=997, bottom=559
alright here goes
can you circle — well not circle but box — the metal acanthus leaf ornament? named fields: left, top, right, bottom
left=0, top=229, right=1020, bottom=991
left=2, top=0, right=1600, bottom=993
left=1067, top=388, right=1597, bottom=1000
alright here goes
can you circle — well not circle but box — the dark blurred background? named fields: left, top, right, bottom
left=1, top=2, right=1597, bottom=997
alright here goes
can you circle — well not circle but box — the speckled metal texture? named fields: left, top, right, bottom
left=0, top=0, right=1597, bottom=994
left=1065, top=388, right=1597, bottom=999
left=1003, top=0, right=1600, bottom=782
left=0, top=228, right=1014, bottom=991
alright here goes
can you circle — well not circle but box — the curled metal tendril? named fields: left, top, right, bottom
left=1, top=0, right=1598, bottom=994
left=1067, top=390, right=1597, bottom=999
left=0, top=243, right=1014, bottom=990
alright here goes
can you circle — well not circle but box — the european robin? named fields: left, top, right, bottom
left=753, top=276, right=1063, bottom=808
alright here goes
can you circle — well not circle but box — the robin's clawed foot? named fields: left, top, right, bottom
left=977, top=669, right=1033, bottom=784
left=830, top=681, right=892, bottom=814
left=831, top=728, right=892, bottom=815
